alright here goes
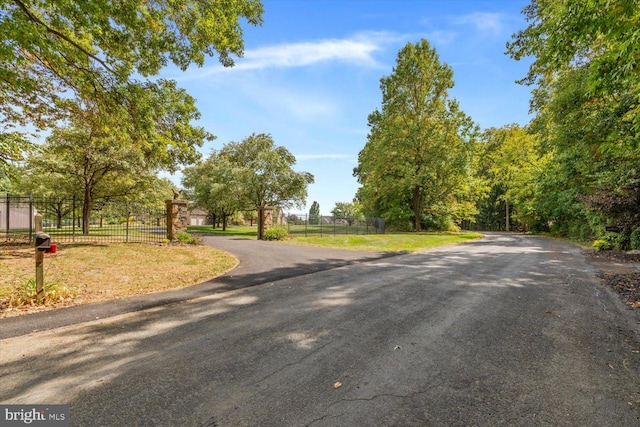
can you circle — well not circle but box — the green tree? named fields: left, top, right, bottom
left=0, top=0, right=263, bottom=130
left=507, top=0, right=639, bottom=99
left=30, top=127, right=146, bottom=235
left=478, top=125, right=548, bottom=231
left=529, top=66, right=639, bottom=239
left=354, top=39, right=478, bottom=231
left=308, top=201, right=320, bottom=225
left=508, top=1, right=640, bottom=240
left=26, top=87, right=209, bottom=234
left=331, top=201, right=362, bottom=219
left=0, top=132, right=32, bottom=185
left=182, top=153, right=244, bottom=231
left=242, top=210, right=258, bottom=227
left=219, top=133, right=314, bottom=240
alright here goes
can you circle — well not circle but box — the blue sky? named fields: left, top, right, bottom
left=164, top=0, right=534, bottom=215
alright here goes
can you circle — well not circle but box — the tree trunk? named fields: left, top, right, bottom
left=257, top=205, right=265, bottom=240
left=83, top=187, right=92, bottom=235
left=412, top=187, right=423, bottom=232
left=505, top=201, right=510, bottom=232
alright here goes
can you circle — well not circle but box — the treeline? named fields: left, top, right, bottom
left=353, top=1, right=640, bottom=247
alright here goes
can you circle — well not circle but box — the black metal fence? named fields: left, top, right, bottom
left=283, top=213, right=385, bottom=237
left=1, top=194, right=167, bottom=244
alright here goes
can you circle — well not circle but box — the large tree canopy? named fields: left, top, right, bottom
left=506, top=0, right=639, bottom=95
left=508, top=0, right=640, bottom=140
left=354, top=39, right=477, bottom=231
left=184, top=133, right=314, bottom=240
left=505, top=0, right=640, bottom=242
left=0, top=0, right=264, bottom=128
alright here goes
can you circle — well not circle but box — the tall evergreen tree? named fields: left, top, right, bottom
left=309, top=201, right=320, bottom=225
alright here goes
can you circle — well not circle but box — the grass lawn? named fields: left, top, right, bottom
left=189, top=224, right=483, bottom=252
left=188, top=225, right=257, bottom=237
left=0, top=243, right=237, bottom=318
left=281, top=232, right=483, bottom=252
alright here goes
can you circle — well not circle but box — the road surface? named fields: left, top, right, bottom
left=1, top=234, right=639, bottom=426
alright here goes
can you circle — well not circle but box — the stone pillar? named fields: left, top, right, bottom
left=166, top=199, right=189, bottom=241
left=264, top=206, right=273, bottom=231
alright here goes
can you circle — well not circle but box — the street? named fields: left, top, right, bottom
left=1, top=234, right=639, bottom=426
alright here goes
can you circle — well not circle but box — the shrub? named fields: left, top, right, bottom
left=592, top=239, right=613, bottom=252
left=263, top=227, right=288, bottom=241
left=176, top=231, right=199, bottom=245
left=6, top=278, right=77, bottom=307
left=631, top=228, right=640, bottom=251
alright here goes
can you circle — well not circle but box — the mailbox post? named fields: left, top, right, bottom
left=34, top=214, right=44, bottom=303
left=33, top=215, right=56, bottom=304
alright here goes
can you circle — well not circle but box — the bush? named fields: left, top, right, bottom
left=176, top=231, right=199, bottom=245
left=263, top=227, right=288, bottom=241
left=631, top=228, right=640, bottom=251
left=592, top=239, right=613, bottom=252
left=602, top=232, right=629, bottom=251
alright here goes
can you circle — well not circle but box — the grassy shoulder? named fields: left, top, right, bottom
left=279, top=232, right=484, bottom=252
left=189, top=225, right=483, bottom=252
left=0, top=243, right=237, bottom=318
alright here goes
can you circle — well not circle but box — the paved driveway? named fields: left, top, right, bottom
left=0, top=236, right=394, bottom=340
left=1, top=234, right=639, bottom=426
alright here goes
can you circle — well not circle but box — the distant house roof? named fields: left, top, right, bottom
left=190, top=207, right=208, bottom=216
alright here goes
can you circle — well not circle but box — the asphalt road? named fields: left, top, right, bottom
left=1, top=234, right=639, bottom=426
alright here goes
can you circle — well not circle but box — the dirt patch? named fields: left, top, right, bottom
left=585, top=249, right=640, bottom=309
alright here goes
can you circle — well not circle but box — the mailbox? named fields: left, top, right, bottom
left=35, top=232, right=51, bottom=250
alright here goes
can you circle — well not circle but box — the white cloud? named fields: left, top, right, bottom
left=450, top=12, right=506, bottom=35
left=240, top=39, right=380, bottom=69
left=180, top=34, right=390, bottom=80
left=175, top=31, right=424, bottom=81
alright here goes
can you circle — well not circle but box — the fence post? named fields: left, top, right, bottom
left=72, top=196, right=76, bottom=243
left=125, top=203, right=130, bottom=243
left=4, top=194, right=9, bottom=241
left=29, top=194, right=33, bottom=244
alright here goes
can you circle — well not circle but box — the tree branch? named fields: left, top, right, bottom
left=12, top=0, right=116, bottom=75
